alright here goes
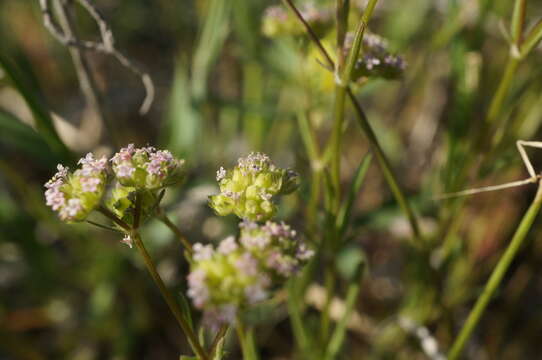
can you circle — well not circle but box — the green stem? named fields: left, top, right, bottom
left=132, top=232, right=208, bottom=360
left=320, top=267, right=336, bottom=343
left=236, top=321, right=259, bottom=360
left=282, top=0, right=423, bottom=244
left=348, top=91, right=423, bottom=243
left=448, top=181, right=542, bottom=360
left=486, top=57, right=520, bottom=127
left=157, top=209, right=193, bottom=254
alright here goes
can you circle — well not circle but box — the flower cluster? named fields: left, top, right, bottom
left=44, top=154, right=108, bottom=222
left=187, top=221, right=313, bottom=326
left=209, top=153, right=299, bottom=222
left=45, top=145, right=186, bottom=235
left=262, top=3, right=332, bottom=38
left=111, top=144, right=185, bottom=190
left=345, top=32, right=406, bottom=80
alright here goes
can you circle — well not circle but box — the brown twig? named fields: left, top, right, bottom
left=39, top=0, right=154, bottom=114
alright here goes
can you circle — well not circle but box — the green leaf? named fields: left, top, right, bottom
left=520, top=18, right=542, bottom=58
left=177, top=291, right=194, bottom=332
left=0, top=109, right=58, bottom=166
left=336, top=154, right=372, bottom=239
left=0, top=52, right=72, bottom=162
left=191, top=0, right=232, bottom=100
left=324, top=250, right=366, bottom=359
left=179, top=356, right=198, bottom=360
left=164, top=60, right=202, bottom=157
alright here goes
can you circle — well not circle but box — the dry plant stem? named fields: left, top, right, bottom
left=132, top=233, right=208, bottom=360
left=448, top=180, right=542, bottom=360
left=282, top=0, right=423, bottom=243
left=39, top=0, right=154, bottom=114
left=156, top=210, right=193, bottom=254
left=51, top=0, right=113, bottom=143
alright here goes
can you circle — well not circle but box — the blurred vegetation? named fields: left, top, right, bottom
left=1, top=0, right=542, bottom=359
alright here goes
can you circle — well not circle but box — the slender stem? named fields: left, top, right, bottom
left=97, top=205, right=131, bottom=232
left=282, top=0, right=423, bottom=244
left=157, top=209, right=193, bottom=254
left=209, top=325, right=229, bottom=359
left=486, top=57, right=520, bottom=127
left=329, top=86, right=348, bottom=211
left=236, top=321, right=259, bottom=360
left=132, top=232, right=208, bottom=360
left=320, top=267, right=336, bottom=342
left=448, top=181, right=542, bottom=360
left=348, top=91, right=423, bottom=242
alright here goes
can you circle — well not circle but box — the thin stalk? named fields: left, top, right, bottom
left=132, top=232, right=208, bottom=360
left=157, top=209, right=193, bottom=254
left=320, top=267, right=336, bottom=342
left=329, top=0, right=378, bottom=213
left=97, top=205, right=130, bottom=232
left=282, top=0, right=423, bottom=243
left=448, top=181, right=542, bottom=360
left=486, top=57, right=520, bottom=126
left=209, top=325, right=228, bottom=359
left=235, top=321, right=259, bottom=360
left=349, top=93, right=423, bottom=242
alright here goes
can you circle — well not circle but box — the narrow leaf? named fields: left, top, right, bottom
left=336, top=154, right=372, bottom=239
left=0, top=53, right=71, bottom=162
left=520, top=18, right=542, bottom=58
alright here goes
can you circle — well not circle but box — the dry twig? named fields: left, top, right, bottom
left=39, top=0, right=154, bottom=114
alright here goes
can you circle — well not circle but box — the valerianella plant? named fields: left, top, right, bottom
left=209, top=152, right=299, bottom=221
left=187, top=221, right=313, bottom=327
left=44, top=153, right=107, bottom=222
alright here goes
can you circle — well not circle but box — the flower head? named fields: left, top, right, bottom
left=209, top=152, right=299, bottom=221
left=187, top=222, right=313, bottom=327
left=44, top=153, right=108, bottom=222
left=111, top=144, right=185, bottom=190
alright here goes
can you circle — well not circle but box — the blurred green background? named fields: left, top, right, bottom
left=1, top=0, right=542, bottom=358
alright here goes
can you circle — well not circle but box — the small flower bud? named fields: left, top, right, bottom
left=44, top=153, right=108, bottom=222
left=345, top=32, right=406, bottom=80
left=209, top=152, right=299, bottom=222
left=111, top=144, right=185, bottom=190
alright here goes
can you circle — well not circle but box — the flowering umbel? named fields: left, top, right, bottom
left=209, top=153, right=299, bottom=222
left=187, top=221, right=313, bottom=327
left=44, top=153, right=107, bottom=222
left=111, top=144, right=185, bottom=190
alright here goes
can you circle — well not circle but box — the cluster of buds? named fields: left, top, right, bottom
left=345, top=32, right=406, bottom=80
left=44, top=154, right=107, bottom=222
left=111, top=144, right=185, bottom=191
left=262, top=3, right=332, bottom=38
left=209, top=153, right=299, bottom=222
left=187, top=221, right=313, bottom=326
left=44, top=145, right=186, bottom=231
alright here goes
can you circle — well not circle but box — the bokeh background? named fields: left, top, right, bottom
left=1, top=0, right=542, bottom=359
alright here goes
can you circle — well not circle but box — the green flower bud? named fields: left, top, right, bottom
left=44, top=153, right=108, bottom=222
left=209, top=153, right=299, bottom=222
left=105, top=183, right=159, bottom=228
